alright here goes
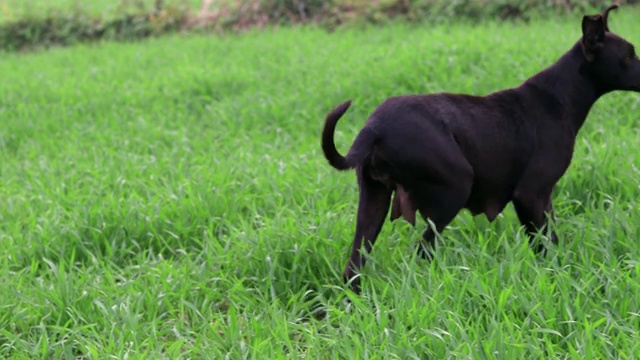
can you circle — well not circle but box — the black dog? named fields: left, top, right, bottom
left=321, top=4, right=640, bottom=293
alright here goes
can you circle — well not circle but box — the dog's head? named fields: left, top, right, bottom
left=580, top=3, right=640, bottom=92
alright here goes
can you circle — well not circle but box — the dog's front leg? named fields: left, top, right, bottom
left=512, top=192, right=558, bottom=254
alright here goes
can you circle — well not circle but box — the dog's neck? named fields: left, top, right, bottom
left=521, top=41, right=605, bottom=132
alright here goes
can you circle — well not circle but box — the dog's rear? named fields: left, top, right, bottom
left=322, top=96, right=476, bottom=291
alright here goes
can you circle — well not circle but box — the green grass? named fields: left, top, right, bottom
left=1, top=9, right=640, bottom=359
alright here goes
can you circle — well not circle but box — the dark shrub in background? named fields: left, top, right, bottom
left=0, top=0, right=636, bottom=52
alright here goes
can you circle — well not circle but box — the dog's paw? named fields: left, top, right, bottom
left=343, top=271, right=362, bottom=294
left=416, top=243, right=435, bottom=262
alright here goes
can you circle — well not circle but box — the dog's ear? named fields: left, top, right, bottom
left=581, top=14, right=606, bottom=62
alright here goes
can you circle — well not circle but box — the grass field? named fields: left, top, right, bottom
left=1, top=7, right=640, bottom=359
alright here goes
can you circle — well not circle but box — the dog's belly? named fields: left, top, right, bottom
left=466, top=200, right=505, bottom=221
left=465, top=185, right=512, bottom=222
left=388, top=183, right=509, bottom=223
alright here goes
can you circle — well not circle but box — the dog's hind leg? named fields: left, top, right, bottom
left=414, top=181, right=472, bottom=260
left=343, top=170, right=392, bottom=293
left=385, top=134, right=473, bottom=260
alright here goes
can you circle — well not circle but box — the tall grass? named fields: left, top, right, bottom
left=1, top=8, right=639, bottom=358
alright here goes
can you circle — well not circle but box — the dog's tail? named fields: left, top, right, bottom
left=322, top=100, right=355, bottom=170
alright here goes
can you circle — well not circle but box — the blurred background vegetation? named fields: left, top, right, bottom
left=0, top=0, right=638, bottom=51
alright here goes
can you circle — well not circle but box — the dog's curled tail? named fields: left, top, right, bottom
left=322, top=100, right=355, bottom=170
